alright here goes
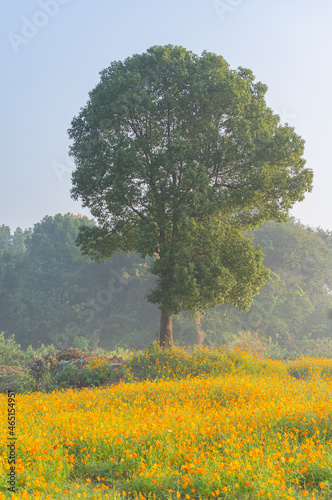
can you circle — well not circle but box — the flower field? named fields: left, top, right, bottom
left=1, top=350, right=332, bottom=499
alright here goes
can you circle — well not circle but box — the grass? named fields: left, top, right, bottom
left=1, top=346, right=332, bottom=499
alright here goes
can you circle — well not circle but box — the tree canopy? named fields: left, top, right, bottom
left=68, top=45, right=313, bottom=346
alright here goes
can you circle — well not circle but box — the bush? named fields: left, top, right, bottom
left=125, top=342, right=274, bottom=382
left=126, top=343, right=190, bottom=381
left=80, top=358, right=123, bottom=386
left=265, top=337, right=332, bottom=360
left=50, top=357, right=124, bottom=390
left=0, top=332, right=23, bottom=365
left=25, top=347, right=59, bottom=391
left=0, top=366, right=36, bottom=394
left=51, top=360, right=82, bottom=389
left=72, top=336, right=90, bottom=351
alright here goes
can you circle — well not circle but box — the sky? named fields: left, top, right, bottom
left=1, top=0, right=331, bottom=233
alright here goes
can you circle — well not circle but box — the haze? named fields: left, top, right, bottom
left=1, top=0, right=331, bottom=231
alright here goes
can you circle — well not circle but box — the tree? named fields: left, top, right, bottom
left=0, top=225, right=30, bottom=342
left=68, top=45, right=313, bottom=347
left=205, top=219, right=332, bottom=347
left=246, top=219, right=332, bottom=342
left=4, top=214, right=95, bottom=348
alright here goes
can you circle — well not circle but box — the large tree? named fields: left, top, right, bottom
left=68, top=45, right=313, bottom=347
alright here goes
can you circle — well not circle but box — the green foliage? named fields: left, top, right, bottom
left=284, top=357, right=332, bottom=380
left=80, top=358, right=123, bottom=387
left=106, top=347, right=133, bottom=360
left=248, top=219, right=332, bottom=342
left=69, top=45, right=312, bottom=345
left=124, top=342, right=274, bottom=382
left=267, top=337, right=332, bottom=360
left=49, top=354, right=125, bottom=390
left=0, top=366, right=36, bottom=394
left=321, top=365, right=332, bottom=378
left=0, top=332, right=23, bottom=365
left=287, top=363, right=311, bottom=380
left=295, top=462, right=332, bottom=490
left=26, top=347, right=59, bottom=391
left=147, top=221, right=269, bottom=314
left=0, top=214, right=94, bottom=348
left=200, top=219, right=332, bottom=349
left=24, top=343, right=57, bottom=363
left=231, top=330, right=266, bottom=358
left=72, top=336, right=90, bottom=350
left=51, top=360, right=82, bottom=389
left=1, top=215, right=331, bottom=352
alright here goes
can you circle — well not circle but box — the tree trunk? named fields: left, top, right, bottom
left=195, top=314, right=205, bottom=347
left=160, top=309, right=173, bottom=348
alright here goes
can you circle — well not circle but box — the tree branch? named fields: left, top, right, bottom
left=129, top=203, right=151, bottom=225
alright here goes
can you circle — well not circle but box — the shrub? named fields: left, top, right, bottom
left=0, top=366, right=36, bottom=394
left=0, top=332, right=23, bottom=365
left=51, top=360, right=82, bottom=389
left=266, top=337, right=332, bottom=360
left=107, top=347, right=133, bottom=361
left=25, top=348, right=59, bottom=391
left=125, top=342, right=274, bottom=382
left=72, top=336, right=90, bottom=351
left=80, top=358, right=123, bottom=387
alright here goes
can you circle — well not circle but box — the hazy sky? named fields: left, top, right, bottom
left=1, top=0, right=331, bottom=232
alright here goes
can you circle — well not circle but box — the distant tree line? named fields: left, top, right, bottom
left=0, top=213, right=331, bottom=350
